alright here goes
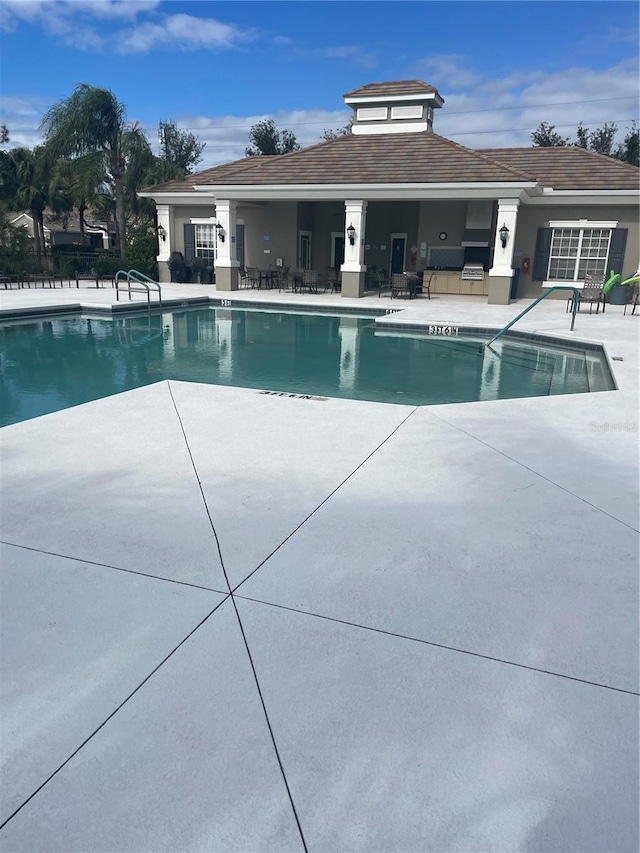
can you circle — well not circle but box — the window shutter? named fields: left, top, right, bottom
left=183, top=224, right=195, bottom=262
left=607, top=228, right=627, bottom=277
left=532, top=228, right=552, bottom=281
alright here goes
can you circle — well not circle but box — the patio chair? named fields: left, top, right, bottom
left=391, top=273, right=417, bottom=299
left=624, top=282, right=638, bottom=316
left=369, top=268, right=389, bottom=297
left=244, top=267, right=261, bottom=289
left=301, top=269, right=319, bottom=294
left=421, top=271, right=433, bottom=300
left=285, top=268, right=305, bottom=292
left=567, top=273, right=605, bottom=315
left=274, top=266, right=290, bottom=290
left=323, top=268, right=340, bottom=293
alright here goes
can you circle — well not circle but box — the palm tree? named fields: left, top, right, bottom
left=9, top=146, right=51, bottom=258
left=50, top=154, right=105, bottom=244
left=41, top=84, right=151, bottom=259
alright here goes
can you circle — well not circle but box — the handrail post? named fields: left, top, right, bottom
left=570, top=289, right=579, bottom=331
left=486, top=286, right=581, bottom=347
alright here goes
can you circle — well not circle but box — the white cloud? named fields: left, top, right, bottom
left=415, top=54, right=480, bottom=91
left=0, top=94, right=49, bottom=149
left=154, top=109, right=352, bottom=169
left=0, top=0, right=157, bottom=30
left=0, top=3, right=260, bottom=53
left=73, top=1, right=160, bottom=19
left=116, top=13, right=258, bottom=54
left=422, top=57, right=639, bottom=149
left=0, top=0, right=152, bottom=49
left=2, top=58, right=637, bottom=168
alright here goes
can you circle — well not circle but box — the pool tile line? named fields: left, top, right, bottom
left=424, top=409, right=640, bottom=534
left=0, top=540, right=229, bottom=596
left=166, top=381, right=309, bottom=853
left=0, top=596, right=231, bottom=832
left=233, top=594, right=640, bottom=698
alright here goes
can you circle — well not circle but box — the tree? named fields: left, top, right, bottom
left=50, top=154, right=105, bottom=243
left=531, top=122, right=569, bottom=147
left=533, top=120, right=639, bottom=166
left=0, top=203, right=32, bottom=255
left=616, top=122, right=639, bottom=167
left=576, top=121, right=617, bottom=156
left=0, top=125, right=9, bottom=145
left=8, top=146, right=51, bottom=257
left=320, top=116, right=353, bottom=141
left=41, top=84, right=151, bottom=259
left=245, top=119, right=300, bottom=156
left=158, top=120, right=205, bottom=173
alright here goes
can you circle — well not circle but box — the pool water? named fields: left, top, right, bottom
left=0, top=307, right=614, bottom=427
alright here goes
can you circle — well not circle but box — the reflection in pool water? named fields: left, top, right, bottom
left=0, top=307, right=614, bottom=427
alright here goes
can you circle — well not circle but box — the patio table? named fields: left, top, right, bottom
left=258, top=270, right=279, bottom=289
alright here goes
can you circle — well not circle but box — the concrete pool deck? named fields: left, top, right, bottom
left=0, top=285, right=638, bottom=851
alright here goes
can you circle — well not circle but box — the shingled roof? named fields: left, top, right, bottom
left=142, top=132, right=534, bottom=193
left=141, top=132, right=640, bottom=196
left=344, top=80, right=439, bottom=99
left=480, top=146, right=639, bottom=191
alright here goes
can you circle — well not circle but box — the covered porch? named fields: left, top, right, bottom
left=156, top=193, right=524, bottom=305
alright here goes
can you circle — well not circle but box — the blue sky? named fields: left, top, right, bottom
left=1, top=0, right=638, bottom=168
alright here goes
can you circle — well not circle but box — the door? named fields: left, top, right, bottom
left=332, top=235, right=345, bottom=270
left=299, top=231, right=312, bottom=270
left=391, top=236, right=406, bottom=274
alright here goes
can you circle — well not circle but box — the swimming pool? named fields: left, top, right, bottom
left=0, top=307, right=615, bottom=427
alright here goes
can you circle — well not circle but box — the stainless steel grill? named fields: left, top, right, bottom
left=461, top=264, right=485, bottom=281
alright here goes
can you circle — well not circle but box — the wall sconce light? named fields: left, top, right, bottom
left=499, top=223, right=509, bottom=249
left=157, top=224, right=167, bottom=242
left=216, top=222, right=225, bottom=243
left=347, top=223, right=356, bottom=246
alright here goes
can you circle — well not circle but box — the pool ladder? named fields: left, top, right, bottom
left=115, top=269, right=163, bottom=312
left=486, top=286, right=581, bottom=348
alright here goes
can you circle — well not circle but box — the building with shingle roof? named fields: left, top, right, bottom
left=139, top=81, right=639, bottom=302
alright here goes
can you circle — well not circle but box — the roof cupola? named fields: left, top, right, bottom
left=343, top=80, right=444, bottom=136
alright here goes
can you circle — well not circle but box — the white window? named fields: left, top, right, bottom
left=194, top=223, right=217, bottom=264
left=391, top=105, right=423, bottom=120
left=356, top=107, right=387, bottom=121
left=548, top=227, right=612, bottom=281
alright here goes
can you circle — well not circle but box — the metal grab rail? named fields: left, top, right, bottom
left=486, top=286, right=581, bottom=347
left=114, top=269, right=162, bottom=312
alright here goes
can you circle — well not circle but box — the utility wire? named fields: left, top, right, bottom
left=5, top=96, right=638, bottom=135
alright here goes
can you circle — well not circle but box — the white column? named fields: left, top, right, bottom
left=214, top=200, right=239, bottom=269
left=490, top=199, right=519, bottom=278
left=340, top=200, right=367, bottom=273
left=156, top=204, right=172, bottom=264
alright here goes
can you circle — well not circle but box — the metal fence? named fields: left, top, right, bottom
left=0, top=248, right=122, bottom=278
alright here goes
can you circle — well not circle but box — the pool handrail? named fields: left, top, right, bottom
left=486, top=285, right=581, bottom=348
left=114, top=269, right=162, bottom=311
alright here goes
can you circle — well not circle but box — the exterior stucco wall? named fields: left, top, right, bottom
left=363, top=201, right=420, bottom=272
left=514, top=203, right=639, bottom=298
left=416, top=201, right=470, bottom=271
left=242, top=202, right=298, bottom=270
left=298, top=202, right=344, bottom=270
